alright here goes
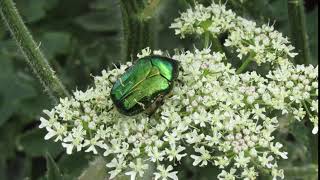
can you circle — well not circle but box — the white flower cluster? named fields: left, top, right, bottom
left=39, top=47, right=318, bottom=179
left=266, top=64, right=319, bottom=134
left=170, top=3, right=297, bottom=65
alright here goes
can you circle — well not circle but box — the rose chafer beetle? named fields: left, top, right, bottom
left=111, top=55, right=179, bottom=116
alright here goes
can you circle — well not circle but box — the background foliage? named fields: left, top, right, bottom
left=0, top=0, right=318, bottom=179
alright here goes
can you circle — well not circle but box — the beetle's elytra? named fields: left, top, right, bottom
left=111, top=55, right=179, bottom=116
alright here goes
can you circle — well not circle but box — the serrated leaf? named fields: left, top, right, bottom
left=46, top=153, right=64, bottom=180
left=17, top=129, right=63, bottom=157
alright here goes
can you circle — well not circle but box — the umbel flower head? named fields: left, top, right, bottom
left=39, top=2, right=318, bottom=180
left=170, top=3, right=297, bottom=65
left=40, top=48, right=318, bottom=180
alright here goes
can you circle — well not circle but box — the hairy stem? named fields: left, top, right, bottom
left=287, top=0, right=311, bottom=64
left=0, top=0, right=69, bottom=102
left=119, top=0, right=157, bottom=61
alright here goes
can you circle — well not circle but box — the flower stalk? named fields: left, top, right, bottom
left=203, top=32, right=210, bottom=48
left=0, top=0, right=69, bottom=102
left=287, top=0, right=311, bottom=64
left=236, top=55, right=253, bottom=74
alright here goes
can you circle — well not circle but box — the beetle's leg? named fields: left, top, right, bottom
left=119, top=78, right=125, bottom=87
left=166, top=91, right=174, bottom=98
left=146, top=95, right=165, bottom=116
left=134, top=99, right=145, bottom=110
left=156, top=95, right=166, bottom=107
left=146, top=104, right=159, bottom=117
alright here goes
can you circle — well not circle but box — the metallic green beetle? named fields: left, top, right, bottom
left=111, top=55, right=179, bottom=116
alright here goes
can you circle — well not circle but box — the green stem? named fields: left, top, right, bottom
left=203, top=33, right=224, bottom=53
left=203, top=32, right=210, bottom=48
left=139, top=0, right=160, bottom=21
left=236, top=56, right=253, bottom=74
left=302, top=101, right=312, bottom=117
left=119, top=0, right=157, bottom=61
left=287, top=0, right=311, bottom=64
left=303, top=101, right=319, bottom=164
left=0, top=0, right=69, bottom=102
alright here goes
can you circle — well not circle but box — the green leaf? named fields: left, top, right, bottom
left=39, top=32, right=72, bottom=60
left=73, top=11, right=120, bottom=32
left=89, top=0, right=117, bottom=10
left=15, top=0, right=59, bottom=23
left=19, top=92, right=52, bottom=119
left=16, top=129, right=63, bottom=157
left=46, top=153, right=64, bottom=180
left=0, top=120, right=21, bottom=159
left=0, top=56, right=36, bottom=125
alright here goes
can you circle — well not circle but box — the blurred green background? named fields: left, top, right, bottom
left=0, top=0, right=318, bottom=179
